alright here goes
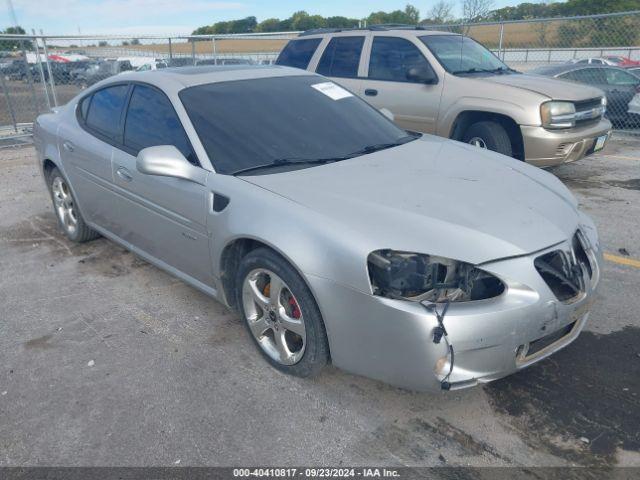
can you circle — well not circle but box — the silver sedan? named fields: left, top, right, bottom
left=33, top=66, right=602, bottom=391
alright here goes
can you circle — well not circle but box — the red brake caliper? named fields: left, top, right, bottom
left=288, top=296, right=301, bottom=319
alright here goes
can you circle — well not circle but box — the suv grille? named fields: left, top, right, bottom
left=574, top=98, right=604, bottom=126
left=534, top=231, right=593, bottom=303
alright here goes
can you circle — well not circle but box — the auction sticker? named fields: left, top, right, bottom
left=311, top=82, right=353, bottom=100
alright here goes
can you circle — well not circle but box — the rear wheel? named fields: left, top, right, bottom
left=48, top=167, right=100, bottom=243
left=463, top=120, right=513, bottom=157
left=236, top=248, right=329, bottom=377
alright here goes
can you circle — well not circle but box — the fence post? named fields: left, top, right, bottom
left=0, top=73, right=18, bottom=133
left=191, top=39, right=196, bottom=65
left=498, top=22, right=505, bottom=60
left=212, top=37, right=217, bottom=65
left=19, top=39, right=39, bottom=118
left=168, top=38, right=173, bottom=59
left=40, top=30, right=58, bottom=107
left=32, top=29, right=51, bottom=111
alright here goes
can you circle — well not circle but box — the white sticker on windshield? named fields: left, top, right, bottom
left=311, top=82, right=353, bottom=101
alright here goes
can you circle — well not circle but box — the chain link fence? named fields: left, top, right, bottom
left=1, top=10, right=639, bottom=145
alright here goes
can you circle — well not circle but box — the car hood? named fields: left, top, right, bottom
left=482, top=73, right=604, bottom=101
left=241, top=136, right=579, bottom=265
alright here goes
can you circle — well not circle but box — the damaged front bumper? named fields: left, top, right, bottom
left=307, top=221, right=601, bottom=392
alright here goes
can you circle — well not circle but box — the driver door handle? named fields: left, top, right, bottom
left=116, top=166, right=133, bottom=182
left=365, top=89, right=378, bottom=96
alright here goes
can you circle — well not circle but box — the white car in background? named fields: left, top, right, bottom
left=136, top=60, right=168, bottom=71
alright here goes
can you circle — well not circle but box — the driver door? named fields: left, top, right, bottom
left=110, top=83, right=213, bottom=286
left=360, top=35, right=443, bottom=134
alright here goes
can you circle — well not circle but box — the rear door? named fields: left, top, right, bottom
left=110, top=83, right=213, bottom=286
left=603, top=68, right=639, bottom=123
left=58, top=83, right=129, bottom=231
left=360, top=35, right=443, bottom=133
left=312, top=34, right=366, bottom=96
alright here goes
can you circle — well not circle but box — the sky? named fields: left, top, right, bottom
left=0, top=0, right=521, bottom=37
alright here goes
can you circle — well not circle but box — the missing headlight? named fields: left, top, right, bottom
left=367, top=250, right=505, bottom=302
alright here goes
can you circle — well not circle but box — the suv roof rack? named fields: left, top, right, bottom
left=299, top=24, right=428, bottom=36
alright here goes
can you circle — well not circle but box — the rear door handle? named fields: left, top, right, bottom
left=116, top=167, right=133, bottom=182
left=62, top=141, right=74, bottom=152
left=365, top=89, right=378, bottom=96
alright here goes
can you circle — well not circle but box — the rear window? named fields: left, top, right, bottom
left=84, top=84, right=129, bottom=139
left=316, top=36, right=364, bottom=78
left=276, top=39, right=321, bottom=70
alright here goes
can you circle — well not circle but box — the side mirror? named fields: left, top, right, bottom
left=406, top=66, right=438, bottom=85
left=380, top=108, right=395, bottom=122
left=137, top=145, right=207, bottom=186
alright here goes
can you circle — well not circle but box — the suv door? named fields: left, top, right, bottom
left=110, top=83, right=213, bottom=286
left=58, top=83, right=128, bottom=231
left=312, top=35, right=366, bottom=95
left=361, top=35, right=443, bottom=133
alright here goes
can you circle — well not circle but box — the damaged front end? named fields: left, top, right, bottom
left=367, top=250, right=505, bottom=303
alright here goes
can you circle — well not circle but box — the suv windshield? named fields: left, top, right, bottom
left=420, top=35, right=511, bottom=75
left=179, top=75, right=415, bottom=175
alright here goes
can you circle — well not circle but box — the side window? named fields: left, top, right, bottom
left=605, top=69, right=639, bottom=86
left=368, top=37, right=433, bottom=83
left=275, top=38, right=321, bottom=70
left=123, top=84, right=198, bottom=165
left=562, top=69, right=606, bottom=85
left=84, top=84, right=129, bottom=139
left=316, top=36, right=364, bottom=78
left=591, top=59, right=603, bottom=65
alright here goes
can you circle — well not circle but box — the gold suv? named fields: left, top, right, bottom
left=277, top=27, right=612, bottom=166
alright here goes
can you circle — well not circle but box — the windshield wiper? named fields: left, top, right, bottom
left=232, top=135, right=416, bottom=176
left=232, top=157, right=339, bottom=176
left=452, top=66, right=514, bottom=75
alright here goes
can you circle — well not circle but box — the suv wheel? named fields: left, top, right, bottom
left=236, top=247, right=329, bottom=377
left=463, top=121, right=513, bottom=157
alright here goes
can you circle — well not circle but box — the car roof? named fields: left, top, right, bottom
left=89, top=65, right=313, bottom=96
left=298, top=27, right=458, bottom=39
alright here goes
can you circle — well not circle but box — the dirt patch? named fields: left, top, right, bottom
left=486, top=327, right=640, bottom=466
left=24, top=334, right=54, bottom=349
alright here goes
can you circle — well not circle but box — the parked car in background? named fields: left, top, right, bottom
left=532, top=64, right=640, bottom=128
left=626, top=66, right=640, bottom=77
left=136, top=60, right=168, bottom=71
left=75, top=59, right=133, bottom=87
left=167, top=57, right=194, bottom=68
left=33, top=66, right=602, bottom=391
left=569, top=56, right=640, bottom=67
left=196, top=58, right=254, bottom=66
left=277, top=27, right=611, bottom=167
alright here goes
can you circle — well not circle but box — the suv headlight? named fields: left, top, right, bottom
left=367, top=250, right=505, bottom=302
left=540, top=101, right=576, bottom=129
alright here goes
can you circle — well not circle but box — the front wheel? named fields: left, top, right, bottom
left=463, top=120, right=513, bottom=158
left=236, top=248, right=329, bottom=377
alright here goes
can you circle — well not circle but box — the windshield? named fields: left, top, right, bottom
left=179, top=75, right=413, bottom=175
left=420, top=35, right=509, bottom=74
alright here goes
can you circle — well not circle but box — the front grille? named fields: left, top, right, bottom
left=574, top=97, right=604, bottom=126
left=534, top=231, right=592, bottom=303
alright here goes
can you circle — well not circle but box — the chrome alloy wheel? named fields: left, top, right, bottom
left=51, top=176, right=78, bottom=236
left=242, top=268, right=306, bottom=365
left=468, top=136, right=488, bottom=149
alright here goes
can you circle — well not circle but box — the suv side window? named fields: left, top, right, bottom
left=368, top=37, right=433, bottom=83
left=84, top=84, right=129, bottom=139
left=276, top=38, right=322, bottom=69
left=123, top=84, right=198, bottom=165
left=316, top=36, right=364, bottom=78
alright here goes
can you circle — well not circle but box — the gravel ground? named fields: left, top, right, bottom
left=0, top=137, right=639, bottom=469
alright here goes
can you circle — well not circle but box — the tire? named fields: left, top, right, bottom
left=47, top=167, right=100, bottom=243
left=463, top=120, right=513, bottom=157
left=235, top=247, right=329, bottom=377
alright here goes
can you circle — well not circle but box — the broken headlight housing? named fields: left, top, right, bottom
left=367, top=250, right=505, bottom=302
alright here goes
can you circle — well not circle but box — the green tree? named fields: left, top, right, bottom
left=0, top=26, right=32, bottom=50
left=256, top=18, right=282, bottom=32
